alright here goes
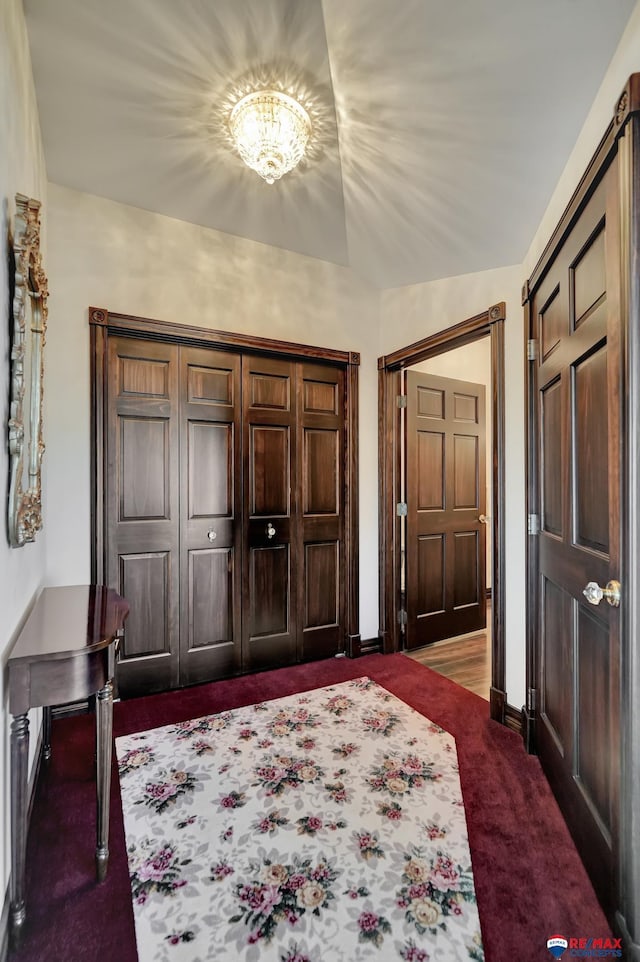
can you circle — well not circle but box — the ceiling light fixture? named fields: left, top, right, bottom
left=228, top=89, right=312, bottom=184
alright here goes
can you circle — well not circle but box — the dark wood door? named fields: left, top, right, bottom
left=405, top=370, right=486, bottom=650
left=103, top=336, right=350, bottom=692
left=179, top=346, right=242, bottom=685
left=242, top=355, right=298, bottom=671
left=298, top=362, right=345, bottom=660
left=106, top=335, right=180, bottom=696
left=532, top=166, right=620, bottom=914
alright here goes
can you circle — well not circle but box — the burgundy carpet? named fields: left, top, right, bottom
left=9, top=654, right=613, bottom=962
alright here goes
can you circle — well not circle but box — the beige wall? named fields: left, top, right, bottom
left=45, top=183, right=381, bottom=639
left=410, top=337, right=493, bottom=590
left=381, top=265, right=525, bottom=703
left=0, top=0, right=48, bottom=916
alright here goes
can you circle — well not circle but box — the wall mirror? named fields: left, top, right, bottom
left=8, top=194, right=48, bottom=547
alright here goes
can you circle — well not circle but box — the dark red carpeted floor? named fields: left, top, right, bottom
left=9, top=653, right=613, bottom=962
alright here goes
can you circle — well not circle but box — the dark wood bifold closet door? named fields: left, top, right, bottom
left=179, top=347, right=242, bottom=685
left=299, top=362, right=345, bottom=661
left=405, top=370, right=486, bottom=650
left=106, top=336, right=180, bottom=696
left=99, top=328, right=351, bottom=695
left=242, top=356, right=297, bottom=671
left=532, top=166, right=621, bottom=913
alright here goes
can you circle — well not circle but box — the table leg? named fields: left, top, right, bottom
left=43, top=706, right=52, bottom=760
left=10, top=712, right=29, bottom=943
left=95, top=679, right=113, bottom=882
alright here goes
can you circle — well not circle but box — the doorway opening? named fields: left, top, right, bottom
left=378, top=303, right=507, bottom=724
left=402, top=341, right=492, bottom=699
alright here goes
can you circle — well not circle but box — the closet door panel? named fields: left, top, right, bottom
left=107, top=336, right=180, bottom=696
left=180, top=346, right=242, bottom=685
left=298, top=363, right=345, bottom=661
left=243, top=356, right=297, bottom=671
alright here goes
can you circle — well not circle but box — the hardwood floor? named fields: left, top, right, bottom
left=404, top=615, right=491, bottom=699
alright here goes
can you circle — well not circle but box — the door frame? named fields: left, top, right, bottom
left=523, top=76, right=640, bottom=951
left=89, top=307, right=362, bottom=657
left=378, top=302, right=507, bottom=725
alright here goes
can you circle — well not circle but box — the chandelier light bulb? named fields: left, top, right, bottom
left=229, top=89, right=312, bottom=184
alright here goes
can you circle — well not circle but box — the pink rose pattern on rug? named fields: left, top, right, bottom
left=116, top=678, right=484, bottom=961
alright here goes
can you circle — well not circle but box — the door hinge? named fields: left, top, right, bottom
left=397, top=608, right=408, bottom=626
left=527, top=687, right=537, bottom=712
left=396, top=502, right=408, bottom=517
left=397, top=394, right=407, bottom=408
left=528, top=513, right=540, bottom=536
left=527, top=338, right=538, bottom=362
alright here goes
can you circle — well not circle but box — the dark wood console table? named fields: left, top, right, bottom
left=7, top=585, right=129, bottom=942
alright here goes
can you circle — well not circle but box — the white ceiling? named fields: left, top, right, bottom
left=25, top=0, right=636, bottom=289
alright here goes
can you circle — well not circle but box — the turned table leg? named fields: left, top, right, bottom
left=95, top=679, right=113, bottom=882
left=10, top=712, right=29, bottom=943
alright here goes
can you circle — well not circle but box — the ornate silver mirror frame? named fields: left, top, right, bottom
left=8, top=194, right=48, bottom=547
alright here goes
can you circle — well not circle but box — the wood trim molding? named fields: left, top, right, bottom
left=614, top=72, right=640, bottom=133
left=345, top=355, right=361, bottom=655
left=90, top=320, right=107, bottom=584
left=360, top=637, right=383, bottom=656
left=490, top=316, right=506, bottom=724
left=378, top=366, right=401, bottom=654
left=89, top=307, right=357, bottom=366
left=504, top=703, right=524, bottom=737
left=379, top=303, right=505, bottom=371
left=523, top=283, right=538, bottom=754
left=377, top=305, right=507, bottom=725
left=490, top=687, right=506, bottom=725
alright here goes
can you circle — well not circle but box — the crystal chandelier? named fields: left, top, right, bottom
left=229, top=89, right=312, bottom=184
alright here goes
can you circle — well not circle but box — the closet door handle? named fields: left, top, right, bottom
left=266, top=523, right=276, bottom=539
left=207, top=529, right=217, bottom=542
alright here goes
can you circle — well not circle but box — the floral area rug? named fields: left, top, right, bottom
left=115, top=678, right=484, bottom=962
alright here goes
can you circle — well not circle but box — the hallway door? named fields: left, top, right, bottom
left=531, top=166, right=621, bottom=914
left=405, top=370, right=487, bottom=650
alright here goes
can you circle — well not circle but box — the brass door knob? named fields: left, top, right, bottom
left=583, top=580, right=621, bottom=608
left=478, top=514, right=488, bottom=524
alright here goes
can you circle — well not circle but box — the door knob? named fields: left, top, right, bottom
left=266, top=523, right=276, bottom=539
left=583, top=580, right=621, bottom=608
left=478, top=514, right=488, bottom=524
left=207, top=529, right=217, bottom=542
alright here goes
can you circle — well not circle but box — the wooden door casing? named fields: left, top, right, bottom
left=106, top=335, right=180, bottom=696
left=179, top=346, right=242, bottom=686
left=530, top=165, right=621, bottom=914
left=405, top=370, right=487, bottom=650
